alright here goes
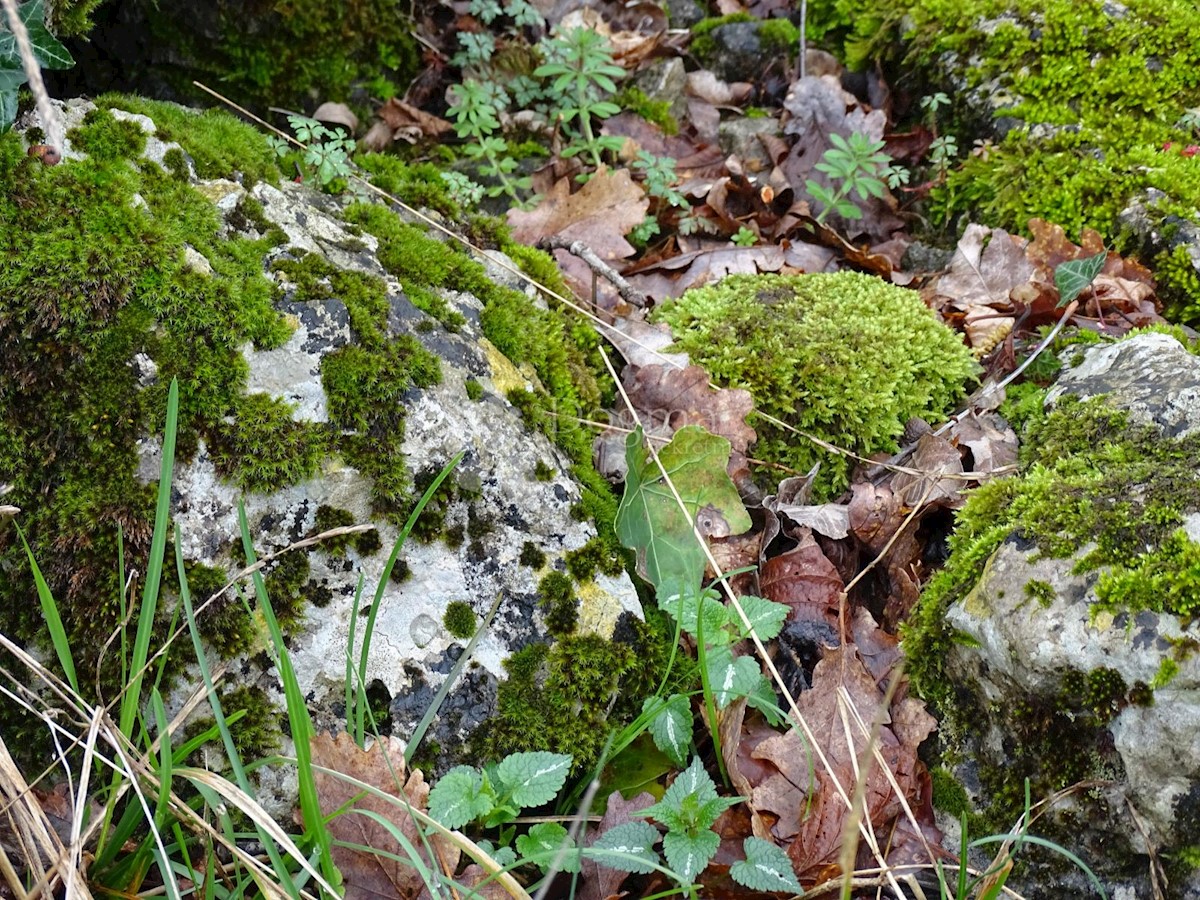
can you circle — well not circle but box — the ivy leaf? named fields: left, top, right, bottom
left=730, top=837, right=802, bottom=893
left=428, top=766, right=493, bottom=829
left=644, top=694, right=693, bottom=767
left=0, top=0, right=73, bottom=70
left=616, top=425, right=751, bottom=596
left=586, top=821, right=660, bottom=874
left=661, top=829, right=719, bottom=884
left=730, top=594, right=790, bottom=641
left=1054, top=250, right=1107, bottom=307
left=495, top=751, right=572, bottom=808
left=515, top=822, right=581, bottom=873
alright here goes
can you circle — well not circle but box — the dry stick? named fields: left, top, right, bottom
left=0, top=0, right=62, bottom=151
left=537, top=237, right=648, bottom=308
left=601, top=349, right=910, bottom=899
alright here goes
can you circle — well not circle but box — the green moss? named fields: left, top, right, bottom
left=564, top=536, right=627, bottom=582
left=615, top=87, right=679, bottom=135
left=95, top=95, right=281, bottom=186
left=217, top=685, right=282, bottom=763
left=68, top=108, right=148, bottom=161
left=652, top=272, right=979, bottom=498
left=209, top=392, right=326, bottom=493
left=130, top=1, right=418, bottom=115
left=538, top=571, right=579, bottom=637
left=692, top=14, right=800, bottom=63
left=180, top=562, right=258, bottom=657
left=532, top=460, right=555, bottom=481
left=886, top=0, right=1200, bottom=307
left=262, top=551, right=311, bottom=629
left=930, top=766, right=972, bottom=817
left=356, top=154, right=463, bottom=220
left=443, top=601, right=478, bottom=639
left=0, top=117, right=309, bottom=693
left=476, top=628, right=665, bottom=775
left=520, top=541, right=547, bottom=569
left=48, top=0, right=107, bottom=36
left=465, top=378, right=484, bottom=401
left=1150, top=657, right=1180, bottom=689
left=1023, top=578, right=1056, bottom=608
left=906, top=394, right=1200, bottom=712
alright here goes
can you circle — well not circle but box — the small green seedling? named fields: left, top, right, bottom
left=427, top=750, right=573, bottom=830
left=267, top=114, right=356, bottom=187
left=805, top=131, right=892, bottom=225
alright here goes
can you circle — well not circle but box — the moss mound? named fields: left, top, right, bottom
left=651, top=272, right=978, bottom=498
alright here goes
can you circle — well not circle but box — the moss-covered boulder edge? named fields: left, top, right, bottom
left=0, top=96, right=646, bottom=768
left=902, top=332, right=1200, bottom=881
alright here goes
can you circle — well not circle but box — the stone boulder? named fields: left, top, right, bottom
left=0, top=97, right=644, bottom=815
left=908, top=333, right=1200, bottom=899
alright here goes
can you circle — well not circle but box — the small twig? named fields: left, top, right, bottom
left=536, top=237, right=648, bottom=309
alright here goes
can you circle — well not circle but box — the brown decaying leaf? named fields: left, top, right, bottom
left=848, top=481, right=901, bottom=554
left=929, top=223, right=1029, bottom=350
left=950, top=410, right=1018, bottom=474
left=307, top=731, right=459, bottom=900
left=759, top=527, right=844, bottom=624
left=558, top=5, right=666, bottom=67
left=508, top=168, right=648, bottom=307
left=750, top=646, right=936, bottom=883
left=313, top=101, right=358, bottom=133
left=578, top=790, right=657, bottom=900
left=623, top=363, right=757, bottom=454
left=889, top=432, right=964, bottom=508
left=622, top=242, right=837, bottom=301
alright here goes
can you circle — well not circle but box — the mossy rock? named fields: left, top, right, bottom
left=904, top=334, right=1200, bottom=895
left=0, top=97, right=647, bottom=784
left=651, top=271, right=979, bottom=499
left=56, top=0, right=420, bottom=116
left=874, top=0, right=1200, bottom=321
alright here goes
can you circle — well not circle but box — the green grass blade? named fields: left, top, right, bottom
left=356, top=450, right=463, bottom=738
left=238, top=503, right=342, bottom=896
left=345, top=572, right=364, bottom=745
left=404, top=591, right=502, bottom=766
left=150, top=688, right=174, bottom=828
left=120, top=376, right=179, bottom=739
left=16, top=525, right=77, bottom=693
left=177, top=529, right=303, bottom=898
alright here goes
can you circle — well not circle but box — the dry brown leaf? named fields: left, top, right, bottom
left=622, top=242, right=836, bottom=301
left=623, top=363, right=757, bottom=454
left=929, top=224, right=1029, bottom=350
left=759, top=528, right=844, bottom=622
left=949, top=410, right=1018, bottom=474
left=889, top=432, right=964, bottom=508
left=313, top=101, right=358, bottom=133
left=508, top=168, right=648, bottom=306
left=308, top=731, right=459, bottom=900
left=847, top=481, right=901, bottom=553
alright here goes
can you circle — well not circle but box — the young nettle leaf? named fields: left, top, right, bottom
left=730, top=837, right=802, bottom=893
left=745, top=673, right=785, bottom=726
left=730, top=594, right=790, bottom=641
left=662, top=829, right=720, bottom=885
left=515, top=822, right=581, bottom=873
left=659, top=587, right=728, bottom=640
left=644, top=693, right=693, bottom=767
left=641, top=757, right=740, bottom=834
left=704, top=646, right=763, bottom=708
left=587, top=821, right=661, bottom=874
left=496, top=750, right=572, bottom=808
left=1055, top=250, right=1107, bottom=307
left=428, top=765, right=495, bottom=829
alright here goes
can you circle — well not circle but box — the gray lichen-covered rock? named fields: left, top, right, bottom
left=1, top=97, right=641, bottom=816
left=917, top=335, right=1200, bottom=899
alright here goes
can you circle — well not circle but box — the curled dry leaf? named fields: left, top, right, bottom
left=622, top=241, right=837, bottom=301
left=889, top=432, right=964, bottom=508
left=949, top=409, right=1018, bottom=475
left=313, top=101, right=358, bottom=133
left=623, top=363, right=758, bottom=454
left=308, top=731, right=459, bottom=900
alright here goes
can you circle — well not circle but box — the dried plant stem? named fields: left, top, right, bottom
left=0, top=0, right=62, bottom=150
